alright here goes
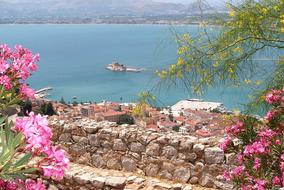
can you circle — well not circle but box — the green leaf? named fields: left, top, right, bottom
left=0, top=150, right=10, bottom=164
left=8, top=173, right=27, bottom=180
left=4, top=120, right=12, bottom=146
left=0, top=116, right=6, bottom=126
left=0, top=174, right=12, bottom=180
left=11, top=133, right=23, bottom=150
left=1, top=160, right=12, bottom=172
left=14, top=167, right=37, bottom=174
left=13, top=153, right=32, bottom=168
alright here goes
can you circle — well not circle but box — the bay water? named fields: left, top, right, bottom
left=0, top=24, right=272, bottom=110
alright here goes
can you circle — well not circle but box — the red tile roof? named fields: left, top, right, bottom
left=102, top=111, right=126, bottom=117
left=158, top=121, right=179, bottom=128
left=147, top=124, right=160, bottom=132
left=175, top=116, right=185, bottom=122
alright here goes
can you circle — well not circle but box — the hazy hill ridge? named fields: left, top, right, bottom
left=0, top=0, right=225, bottom=18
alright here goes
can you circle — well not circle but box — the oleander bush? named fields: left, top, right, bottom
left=0, top=44, right=69, bottom=189
left=220, top=86, right=284, bottom=189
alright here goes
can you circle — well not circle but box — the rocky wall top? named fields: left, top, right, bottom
left=49, top=118, right=233, bottom=189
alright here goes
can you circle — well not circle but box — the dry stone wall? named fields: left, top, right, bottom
left=49, top=118, right=233, bottom=189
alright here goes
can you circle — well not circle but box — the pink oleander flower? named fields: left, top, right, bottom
left=231, top=166, right=245, bottom=177
left=265, top=110, right=276, bottom=121
left=253, top=179, right=266, bottom=190
left=41, top=146, right=69, bottom=181
left=244, top=141, right=268, bottom=155
left=272, top=176, right=281, bottom=185
left=219, top=136, right=232, bottom=151
left=237, top=153, right=243, bottom=165
left=280, top=162, right=284, bottom=171
left=20, top=84, right=35, bottom=99
left=258, top=129, right=277, bottom=139
left=253, top=158, right=261, bottom=170
left=13, top=112, right=51, bottom=154
left=281, top=153, right=284, bottom=161
left=5, top=180, right=19, bottom=190
left=223, top=170, right=231, bottom=181
left=0, top=44, right=12, bottom=59
left=275, top=139, right=281, bottom=145
left=0, top=75, right=12, bottom=90
left=225, top=121, right=244, bottom=136
left=24, top=179, right=45, bottom=190
left=0, top=59, right=9, bottom=73
left=265, top=90, right=282, bottom=104
left=241, top=185, right=253, bottom=190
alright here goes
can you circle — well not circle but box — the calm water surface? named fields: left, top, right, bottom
left=0, top=24, right=273, bottom=109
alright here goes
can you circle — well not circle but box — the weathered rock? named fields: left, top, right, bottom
left=189, top=176, right=199, bottom=184
left=101, top=141, right=112, bottom=148
left=225, top=153, right=236, bottom=165
left=214, top=180, right=234, bottom=190
left=113, top=139, right=127, bottom=151
left=204, top=147, right=224, bottom=164
left=183, top=185, right=193, bottom=190
left=180, top=139, right=194, bottom=150
left=71, top=127, right=87, bottom=136
left=162, top=146, right=178, bottom=159
left=145, top=163, right=159, bottom=177
left=48, top=184, right=58, bottom=190
left=78, top=153, right=91, bottom=165
left=106, top=158, right=121, bottom=170
left=130, top=142, right=145, bottom=153
left=146, top=143, right=161, bottom=156
left=121, top=157, right=137, bottom=172
left=105, top=177, right=126, bottom=189
left=134, top=177, right=146, bottom=184
left=73, top=172, right=92, bottom=184
left=159, top=170, right=173, bottom=180
left=92, top=154, right=105, bottom=168
left=83, top=125, right=101, bottom=134
left=161, top=162, right=175, bottom=173
left=90, top=177, right=106, bottom=188
left=72, top=135, right=88, bottom=144
left=186, top=153, right=197, bottom=162
left=88, top=134, right=100, bottom=147
left=126, top=176, right=138, bottom=184
left=153, top=182, right=172, bottom=190
left=69, top=144, right=86, bottom=155
left=173, top=167, right=191, bottom=183
left=192, top=162, right=204, bottom=177
left=59, top=133, right=72, bottom=142
left=193, top=144, right=205, bottom=154
left=169, top=138, right=180, bottom=147
left=199, top=174, right=214, bottom=187
left=171, top=183, right=183, bottom=190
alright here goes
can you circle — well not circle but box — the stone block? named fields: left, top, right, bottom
left=204, top=147, right=224, bottom=164
left=146, top=143, right=161, bottom=156
left=130, top=142, right=145, bottom=153
left=113, top=139, right=127, bottom=151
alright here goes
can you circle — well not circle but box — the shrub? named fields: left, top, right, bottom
left=117, top=114, right=134, bottom=125
left=0, top=44, right=68, bottom=189
left=40, top=102, right=56, bottom=116
left=220, top=86, right=284, bottom=189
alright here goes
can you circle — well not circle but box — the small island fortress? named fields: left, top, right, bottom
left=106, top=61, right=144, bottom=72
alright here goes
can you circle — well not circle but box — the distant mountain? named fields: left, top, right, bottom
left=0, top=0, right=226, bottom=18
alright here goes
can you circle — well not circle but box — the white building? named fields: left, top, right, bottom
left=171, top=99, right=224, bottom=116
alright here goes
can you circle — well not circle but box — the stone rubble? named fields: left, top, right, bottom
left=49, top=117, right=233, bottom=189
left=47, top=162, right=217, bottom=190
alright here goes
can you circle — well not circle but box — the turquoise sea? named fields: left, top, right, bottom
left=0, top=24, right=273, bottom=110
